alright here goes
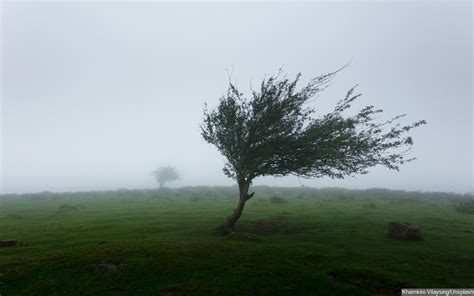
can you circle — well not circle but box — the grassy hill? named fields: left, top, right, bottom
left=1, top=187, right=473, bottom=295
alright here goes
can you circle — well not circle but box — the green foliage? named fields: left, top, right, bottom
left=152, top=166, right=181, bottom=188
left=201, top=68, right=426, bottom=183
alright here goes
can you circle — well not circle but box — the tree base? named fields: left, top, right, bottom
left=215, top=223, right=236, bottom=236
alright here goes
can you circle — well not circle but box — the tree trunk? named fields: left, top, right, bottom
left=216, top=179, right=254, bottom=234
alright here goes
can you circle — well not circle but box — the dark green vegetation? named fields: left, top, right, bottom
left=1, top=187, right=473, bottom=295
left=201, top=69, right=426, bottom=231
left=454, top=199, right=474, bottom=215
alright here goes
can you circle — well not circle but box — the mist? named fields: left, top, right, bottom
left=1, top=1, right=472, bottom=194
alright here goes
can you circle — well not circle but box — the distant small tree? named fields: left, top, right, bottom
left=201, top=68, right=426, bottom=233
left=152, top=166, right=180, bottom=189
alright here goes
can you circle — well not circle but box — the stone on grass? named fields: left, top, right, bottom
left=99, top=262, right=118, bottom=271
left=0, top=240, right=17, bottom=247
left=388, top=221, right=421, bottom=240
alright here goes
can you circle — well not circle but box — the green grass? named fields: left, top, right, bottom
left=1, top=187, right=473, bottom=295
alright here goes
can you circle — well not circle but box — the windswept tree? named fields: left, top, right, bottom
left=152, top=166, right=180, bottom=189
left=201, top=68, right=426, bottom=233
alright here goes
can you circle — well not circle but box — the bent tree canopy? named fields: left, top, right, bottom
left=201, top=69, right=426, bottom=233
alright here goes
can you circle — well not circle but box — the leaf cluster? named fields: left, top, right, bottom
left=201, top=69, right=426, bottom=183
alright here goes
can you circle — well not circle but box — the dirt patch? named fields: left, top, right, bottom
left=236, top=219, right=315, bottom=235
left=98, top=262, right=120, bottom=271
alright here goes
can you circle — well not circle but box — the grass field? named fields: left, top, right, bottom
left=1, top=187, right=473, bottom=295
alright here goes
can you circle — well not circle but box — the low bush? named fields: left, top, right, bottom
left=58, top=204, right=85, bottom=211
left=270, top=196, right=288, bottom=204
left=453, top=199, right=474, bottom=215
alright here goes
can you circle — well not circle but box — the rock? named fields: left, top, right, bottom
left=0, top=240, right=17, bottom=247
left=99, top=262, right=118, bottom=271
left=388, top=221, right=421, bottom=240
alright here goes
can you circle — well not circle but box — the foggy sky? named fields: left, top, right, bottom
left=1, top=2, right=473, bottom=194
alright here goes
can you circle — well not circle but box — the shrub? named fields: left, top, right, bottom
left=362, top=202, right=378, bottom=209
left=296, top=193, right=306, bottom=199
left=190, top=196, right=200, bottom=202
left=251, top=198, right=268, bottom=207
left=270, top=196, right=288, bottom=204
left=453, top=200, right=474, bottom=215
